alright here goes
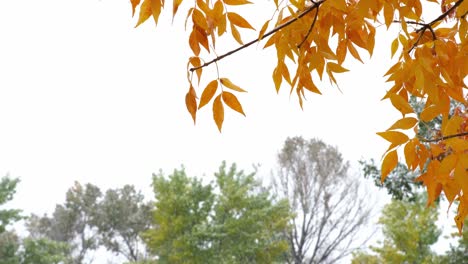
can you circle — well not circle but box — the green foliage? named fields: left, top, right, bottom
left=143, top=162, right=291, bottom=263
left=26, top=182, right=102, bottom=263
left=21, top=238, right=69, bottom=264
left=360, top=159, right=422, bottom=202
left=0, top=176, right=22, bottom=233
left=0, top=231, right=20, bottom=264
left=352, top=194, right=441, bottom=264
left=95, top=185, right=153, bottom=262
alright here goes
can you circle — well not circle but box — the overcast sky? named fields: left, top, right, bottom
left=1, top=0, right=455, bottom=261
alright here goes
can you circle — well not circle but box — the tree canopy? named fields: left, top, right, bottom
left=130, top=0, right=468, bottom=232
left=143, top=162, right=291, bottom=263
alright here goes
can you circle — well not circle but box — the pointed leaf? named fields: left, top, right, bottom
left=381, top=150, right=398, bottom=182
left=198, top=80, right=218, bottom=109
left=223, top=0, right=252, bottom=5
left=389, top=93, right=414, bottom=115
left=222, top=91, right=245, bottom=116
left=387, top=117, right=418, bottom=130
left=213, top=95, right=224, bottom=132
left=185, top=86, right=197, bottom=124
left=227, top=12, right=254, bottom=29
left=377, top=131, right=409, bottom=146
left=220, top=78, right=247, bottom=92
left=131, top=0, right=141, bottom=16
left=135, top=0, right=152, bottom=27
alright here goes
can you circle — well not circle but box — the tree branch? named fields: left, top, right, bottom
left=189, top=0, right=325, bottom=72
left=419, top=131, right=468, bottom=143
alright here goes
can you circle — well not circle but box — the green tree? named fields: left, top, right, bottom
left=21, top=237, right=70, bottom=264
left=0, top=231, right=20, bottom=264
left=95, top=185, right=153, bottom=262
left=0, top=176, right=21, bottom=233
left=27, top=182, right=102, bottom=264
left=143, top=162, right=291, bottom=263
left=352, top=194, right=441, bottom=264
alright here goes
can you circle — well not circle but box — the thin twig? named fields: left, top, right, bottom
left=189, top=0, right=325, bottom=72
left=419, top=131, right=468, bottom=143
left=297, top=6, right=320, bottom=49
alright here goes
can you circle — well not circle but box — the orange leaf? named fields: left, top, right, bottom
left=198, top=80, right=218, bottom=109
left=326, top=62, right=349, bottom=73
left=455, top=195, right=468, bottom=235
left=135, top=0, right=152, bottom=27
left=227, top=12, right=254, bottom=29
left=404, top=139, right=417, bottom=170
left=173, top=0, right=183, bottom=17
left=377, top=131, right=409, bottom=145
left=192, top=9, right=208, bottom=31
left=381, top=150, right=398, bottom=182
left=387, top=117, right=418, bottom=130
left=223, top=0, right=252, bottom=5
left=222, top=91, right=245, bottom=116
left=420, top=105, right=439, bottom=122
left=185, top=86, right=197, bottom=124
left=390, top=37, right=399, bottom=58
left=213, top=94, right=224, bottom=132
left=258, top=20, right=270, bottom=40
left=131, top=0, right=141, bottom=16
left=230, top=23, right=243, bottom=44
left=151, top=0, right=163, bottom=25
left=220, top=78, right=247, bottom=92
left=389, top=93, right=414, bottom=115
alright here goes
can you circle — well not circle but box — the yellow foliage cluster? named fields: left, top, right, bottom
left=130, top=0, right=468, bottom=233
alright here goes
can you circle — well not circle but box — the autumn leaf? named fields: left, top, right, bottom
left=213, top=94, right=224, bottom=132
left=227, top=12, right=254, bottom=29
left=222, top=91, right=245, bottom=116
left=185, top=86, right=197, bottom=124
left=220, top=78, right=247, bottom=92
left=389, top=93, right=414, bottom=115
left=223, top=0, right=252, bottom=5
left=135, top=0, right=152, bottom=27
left=387, top=117, right=418, bottom=130
left=377, top=131, right=409, bottom=146
left=131, top=0, right=141, bottom=16
left=381, top=150, right=398, bottom=182
left=198, top=80, right=218, bottom=109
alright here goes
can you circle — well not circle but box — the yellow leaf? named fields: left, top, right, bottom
left=223, top=0, right=252, bottom=5
left=185, top=86, right=197, bottom=124
left=420, top=105, right=439, bottom=122
left=456, top=0, right=468, bottom=17
left=377, top=131, right=409, bottom=145
left=383, top=3, right=394, bottom=29
left=173, top=0, right=183, bottom=18
left=439, top=154, right=457, bottom=175
left=192, top=9, right=208, bottom=31
left=404, top=139, right=417, bottom=170
left=227, top=12, right=254, bottom=29
left=443, top=115, right=463, bottom=137
left=131, top=0, right=141, bottom=17
left=390, top=37, right=399, bottom=58
left=326, top=62, right=349, bottom=73
left=220, top=78, right=247, bottom=92
left=135, top=0, right=152, bottom=27
left=381, top=150, right=398, bottom=182
left=198, top=80, right=218, bottom=109
left=389, top=93, right=414, bottom=115
left=387, top=117, right=418, bottom=130
left=455, top=195, right=468, bottom=235
left=258, top=20, right=270, bottom=40
left=151, top=0, right=163, bottom=25
left=213, top=94, right=224, bottom=132
left=230, top=23, right=243, bottom=44
left=222, top=91, right=245, bottom=116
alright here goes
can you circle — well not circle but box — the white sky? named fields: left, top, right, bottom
left=0, top=0, right=455, bottom=261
